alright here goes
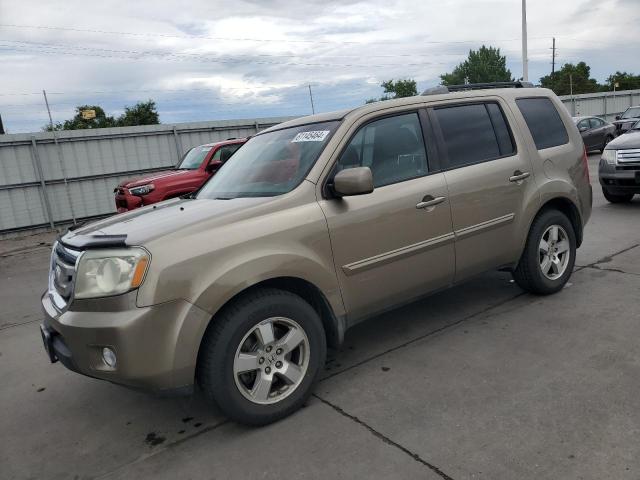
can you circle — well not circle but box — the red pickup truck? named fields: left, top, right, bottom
left=114, top=138, right=246, bottom=212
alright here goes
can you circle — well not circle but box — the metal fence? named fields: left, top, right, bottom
left=559, top=89, right=640, bottom=122
left=0, top=117, right=294, bottom=236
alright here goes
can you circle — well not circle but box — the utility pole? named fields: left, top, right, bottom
left=43, top=89, right=77, bottom=225
left=43, top=90, right=55, bottom=130
left=551, top=37, right=556, bottom=75
left=308, top=84, right=315, bottom=115
left=522, top=0, right=529, bottom=81
left=570, top=74, right=573, bottom=96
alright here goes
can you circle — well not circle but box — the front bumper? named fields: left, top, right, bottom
left=40, top=291, right=210, bottom=394
left=599, top=160, right=640, bottom=193
left=114, top=191, right=143, bottom=213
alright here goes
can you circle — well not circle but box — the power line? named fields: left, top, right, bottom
left=0, top=43, right=454, bottom=68
left=0, top=38, right=499, bottom=59
left=0, top=23, right=552, bottom=46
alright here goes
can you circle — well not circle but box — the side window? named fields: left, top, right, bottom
left=336, top=113, right=428, bottom=188
left=210, top=144, right=241, bottom=164
left=516, top=97, right=569, bottom=150
left=434, top=102, right=514, bottom=169
left=577, top=119, right=590, bottom=130
left=589, top=118, right=603, bottom=128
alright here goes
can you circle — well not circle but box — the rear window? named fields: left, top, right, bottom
left=516, top=97, right=569, bottom=150
left=434, top=102, right=515, bottom=169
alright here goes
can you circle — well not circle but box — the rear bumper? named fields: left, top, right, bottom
left=40, top=292, right=210, bottom=394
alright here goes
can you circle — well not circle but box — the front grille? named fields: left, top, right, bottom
left=617, top=149, right=640, bottom=164
left=49, top=242, right=81, bottom=311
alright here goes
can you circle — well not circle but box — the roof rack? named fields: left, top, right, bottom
left=422, top=81, right=534, bottom=96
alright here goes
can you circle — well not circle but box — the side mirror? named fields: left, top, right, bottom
left=615, top=115, right=621, bottom=120
left=579, top=126, right=588, bottom=132
left=333, top=167, right=374, bottom=197
left=206, top=160, right=223, bottom=173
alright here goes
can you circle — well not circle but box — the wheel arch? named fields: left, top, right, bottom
left=519, top=196, right=583, bottom=259
left=194, top=275, right=345, bottom=378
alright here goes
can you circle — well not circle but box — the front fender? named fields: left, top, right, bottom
left=192, top=252, right=344, bottom=318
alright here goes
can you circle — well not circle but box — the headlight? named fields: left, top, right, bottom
left=128, top=184, right=154, bottom=196
left=74, top=248, right=150, bottom=299
left=602, top=149, right=617, bottom=165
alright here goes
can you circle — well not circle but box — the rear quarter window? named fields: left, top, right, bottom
left=516, top=97, right=569, bottom=150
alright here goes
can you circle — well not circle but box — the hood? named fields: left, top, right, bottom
left=62, top=196, right=271, bottom=246
left=606, top=130, right=640, bottom=150
left=613, top=118, right=639, bottom=127
left=118, top=169, right=194, bottom=188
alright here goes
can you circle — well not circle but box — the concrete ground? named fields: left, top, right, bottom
left=1, top=153, right=639, bottom=480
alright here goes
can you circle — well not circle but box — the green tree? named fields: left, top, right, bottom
left=43, top=100, right=160, bottom=131
left=44, top=105, right=116, bottom=131
left=539, top=62, right=600, bottom=96
left=440, top=46, right=513, bottom=85
left=116, top=100, right=160, bottom=126
left=366, top=78, right=417, bottom=103
left=603, top=71, right=640, bottom=91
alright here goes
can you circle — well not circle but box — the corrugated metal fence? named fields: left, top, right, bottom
left=2, top=90, right=640, bottom=236
left=559, top=89, right=640, bottom=122
left=0, top=117, right=294, bottom=235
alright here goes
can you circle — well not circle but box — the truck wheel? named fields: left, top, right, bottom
left=197, top=288, right=326, bottom=426
left=512, top=209, right=576, bottom=295
left=602, top=188, right=634, bottom=203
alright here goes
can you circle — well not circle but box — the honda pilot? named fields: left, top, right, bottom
left=41, top=83, right=592, bottom=425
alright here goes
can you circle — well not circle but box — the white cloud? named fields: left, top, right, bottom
left=0, top=0, right=638, bottom=132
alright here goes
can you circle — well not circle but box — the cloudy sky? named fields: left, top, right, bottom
left=0, top=0, right=638, bottom=133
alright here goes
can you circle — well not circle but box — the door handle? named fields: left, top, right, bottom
left=416, top=196, right=446, bottom=210
left=509, top=171, right=530, bottom=183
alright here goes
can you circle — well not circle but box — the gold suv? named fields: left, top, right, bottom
left=41, top=83, right=592, bottom=425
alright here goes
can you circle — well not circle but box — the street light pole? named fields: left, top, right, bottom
left=522, top=0, right=529, bottom=82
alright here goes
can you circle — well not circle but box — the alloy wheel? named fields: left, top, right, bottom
left=233, top=317, right=310, bottom=405
left=539, top=224, right=571, bottom=280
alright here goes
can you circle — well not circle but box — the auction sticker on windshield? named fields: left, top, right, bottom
left=291, top=131, right=330, bottom=142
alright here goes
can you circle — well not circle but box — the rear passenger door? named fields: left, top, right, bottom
left=588, top=118, right=606, bottom=150
left=429, top=100, right=539, bottom=281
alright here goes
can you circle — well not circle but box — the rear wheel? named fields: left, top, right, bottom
left=602, top=188, right=634, bottom=203
left=197, top=288, right=326, bottom=426
left=513, top=210, right=576, bottom=295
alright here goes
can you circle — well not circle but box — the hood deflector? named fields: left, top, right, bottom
left=59, top=233, right=128, bottom=250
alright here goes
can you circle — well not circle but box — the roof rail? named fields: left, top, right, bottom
left=422, top=81, right=534, bottom=96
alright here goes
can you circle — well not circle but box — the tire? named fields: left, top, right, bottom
left=197, top=288, right=326, bottom=426
left=512, top=209, right=576, bottom=295
left=602, top=187, right=634, bottom=203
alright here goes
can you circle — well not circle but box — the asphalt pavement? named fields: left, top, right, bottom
left=1, top=153, right=639, bottom=480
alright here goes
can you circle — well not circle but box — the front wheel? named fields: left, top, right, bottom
left=512, top=210, right=576, bottom=295
left=602, top=188, right=634, bottom=203
left=197, top=288, right=326, bottom=426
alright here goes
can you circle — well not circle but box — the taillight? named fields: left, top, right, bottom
left=582, top=146, right=590, bottom=182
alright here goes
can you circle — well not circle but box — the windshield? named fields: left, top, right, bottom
left=621, top=107, right=640, bottom=119
left=633, top=120, right=640, bottom=130
left=178, top=146, right=213, bottom=169
left=197, top=121, right=339, bottom=199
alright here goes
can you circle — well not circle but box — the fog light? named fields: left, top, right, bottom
left=102, top=347, right=117, bottom=368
